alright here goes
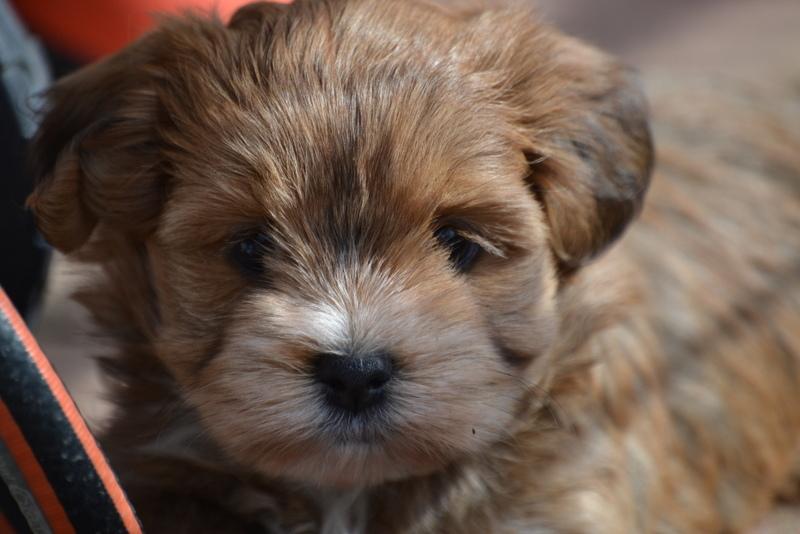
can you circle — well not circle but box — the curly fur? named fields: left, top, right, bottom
left=27, top=1, right=800, bottom=532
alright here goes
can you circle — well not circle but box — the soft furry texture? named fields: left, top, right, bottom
left=27, top=0, right=800, bottom=532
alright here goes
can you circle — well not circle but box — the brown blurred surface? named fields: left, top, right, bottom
left=29, top=1, right=800, bottom=531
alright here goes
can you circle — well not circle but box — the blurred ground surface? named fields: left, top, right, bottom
left=30, top=1, right=800, bottom=531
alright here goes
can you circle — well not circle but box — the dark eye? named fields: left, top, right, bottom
left=229, top=232, right=272, bottom=276
left=434, top=226, right=481, bottom=273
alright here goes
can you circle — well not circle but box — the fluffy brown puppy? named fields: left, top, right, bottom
left=28, top=0, right=800, bottom=532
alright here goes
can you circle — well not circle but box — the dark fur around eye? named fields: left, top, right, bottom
left=229, top=232, right=272, bottom=276
left=435, top=226, right=481, bottom=273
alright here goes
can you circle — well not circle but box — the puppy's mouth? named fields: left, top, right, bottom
left=196, top=344, right=520, bottom=486
left=321, top=409, right=393, bottom=446
left=315, top=381, right=395, bottom=446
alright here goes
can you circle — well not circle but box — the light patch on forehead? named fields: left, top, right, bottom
left=297, top=263, right=406, bottom=354
left=303, top=298, right=397, bottom=356
left=236, top=259, right=478, bottom=362
left=306, top=301, right=350, bottom=350
left=246, top=269, right=395, bottom=354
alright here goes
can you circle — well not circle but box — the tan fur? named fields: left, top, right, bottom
left=27, top=1, right=800, bottom=532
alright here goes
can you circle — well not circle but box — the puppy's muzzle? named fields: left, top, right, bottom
left=313, top=352, right=393, bottom=414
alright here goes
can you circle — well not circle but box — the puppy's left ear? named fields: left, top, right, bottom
left=499, top=29, right=654, bottom=273
left=25, top=30, right=167, bottom=253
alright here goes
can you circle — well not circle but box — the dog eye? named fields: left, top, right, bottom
left=229, top=232, right=272, bottom=276
left=434, top=226, right=481, bottom=273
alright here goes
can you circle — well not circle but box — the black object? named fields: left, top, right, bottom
left=314, top=352, right=393, bottom=413
left=0, top=290, right=142, bottom=532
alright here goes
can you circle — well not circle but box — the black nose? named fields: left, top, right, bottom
left=313, top=352, right=393, bottom=413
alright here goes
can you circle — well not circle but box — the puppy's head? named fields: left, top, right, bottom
left=29, top=0, right=652, bottom=486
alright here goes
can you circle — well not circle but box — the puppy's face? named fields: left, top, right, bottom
left=29, top=0, right=652, bottom=486
left=151, top=73, right=557, bottom=486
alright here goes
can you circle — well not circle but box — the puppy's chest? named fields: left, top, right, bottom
left=316, top=490, right=368, bottom=534
left=133, top=417, right=371, bottom=533
left=232, top=486, right=368, bottom=534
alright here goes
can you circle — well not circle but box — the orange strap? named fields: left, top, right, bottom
left=12, top=0, right=292, bottom=61
left=0, top=290, right=142, bottom=534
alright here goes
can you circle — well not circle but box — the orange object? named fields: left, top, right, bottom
left=0, top=399, right=76, bottom=534
left=0, top=290, right=143, bottom=533
left=12, top=0, right=292, bottom=62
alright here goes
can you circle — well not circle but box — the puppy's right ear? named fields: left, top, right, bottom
left=27, top=31, right=166, bottom=253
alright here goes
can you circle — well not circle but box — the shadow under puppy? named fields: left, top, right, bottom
left=27, top=0, right=800, bottom=532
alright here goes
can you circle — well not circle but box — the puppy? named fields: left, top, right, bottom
left=27, top=0, right=800, bottom=532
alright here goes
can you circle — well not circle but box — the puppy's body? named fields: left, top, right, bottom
left=527, top=78, right=800, bottom=532
left=28, top=1, right=800, bottom=532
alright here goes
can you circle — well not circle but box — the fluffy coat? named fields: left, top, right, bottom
left=28, top=1, right=800, bottom=531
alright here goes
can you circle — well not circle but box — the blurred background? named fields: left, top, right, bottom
left=3, top=0, right=799, bottom=531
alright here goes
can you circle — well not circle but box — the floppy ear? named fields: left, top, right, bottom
left=26, top=30, right=168, bottom=253
left=28, top=5, right=291, bottom=254
left=488, top=23, right=654, bottom=274
left=533, top=37, right=653, bottom=273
